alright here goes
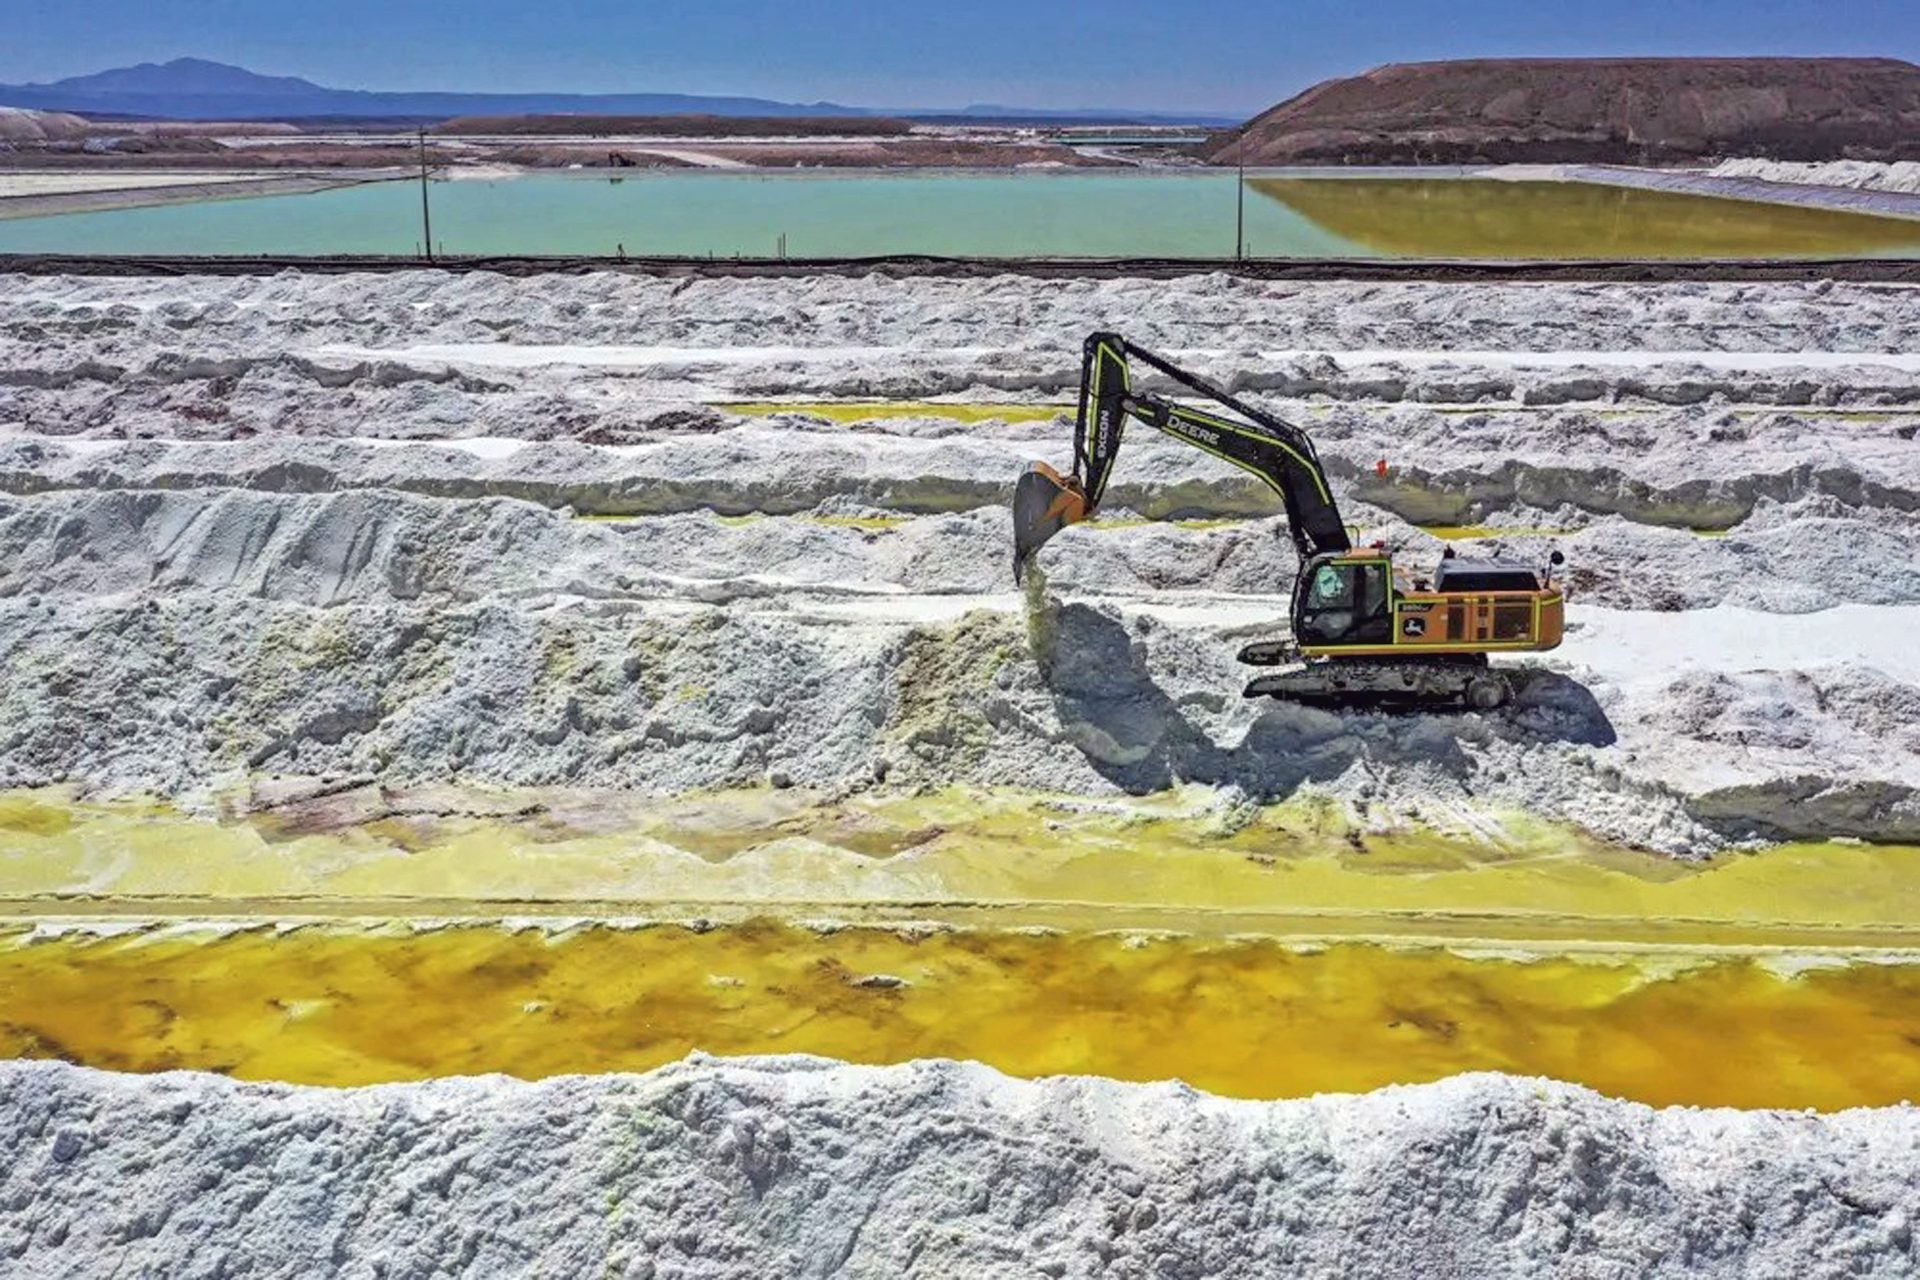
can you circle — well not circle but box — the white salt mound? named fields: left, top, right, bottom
left=0, top=107, right=93, bottom=144
left=1706, top=159, right=1920, bottom=196
left=4, top=1057, right=1918, bottom=1278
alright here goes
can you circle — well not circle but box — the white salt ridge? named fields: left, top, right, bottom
left=13, top=351, right=1917, bottom=444
left=1, top=405, right=1912, bottom=535
left=8, top=272, right=1916, bottom=358
left=1707, top=159, right=1920, bottom=197
left=5, top=274, right=1917, bottom=460
left=0, top=568, right=1912, bottom=849
left=315, top=341, right=1920, bottom=374
left=318, top=339, right=1920, bottom=376
left=2, top=489, right=1912, bottom=613
left=0, top=480, right=1913, bottom=849
left=4, top=1056, right=1919, bottom=1279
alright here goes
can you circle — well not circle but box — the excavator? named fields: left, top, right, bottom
left=1012, top=332, right=1565, bottom=710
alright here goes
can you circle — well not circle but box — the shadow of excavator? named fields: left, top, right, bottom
left=1038, top=601, right=1615, bottom=798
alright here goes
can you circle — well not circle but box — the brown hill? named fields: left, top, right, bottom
left=1211, top=58, right=1920, bottom=166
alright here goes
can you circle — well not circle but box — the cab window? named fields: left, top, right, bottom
left=1308, top=565, right=1349, bottom=608
left=1298, top=561, right=1392, bottom=644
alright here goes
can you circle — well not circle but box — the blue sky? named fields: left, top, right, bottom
left=4, top=0, right=1916, bottom=113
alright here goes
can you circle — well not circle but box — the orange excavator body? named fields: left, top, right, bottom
left=1291, top=545, right=1565, bottom=660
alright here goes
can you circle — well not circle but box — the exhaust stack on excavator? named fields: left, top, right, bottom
left=1012, top=332, right=1565, bottom=711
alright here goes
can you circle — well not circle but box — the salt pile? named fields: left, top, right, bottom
left=6, top=1056, right=1920, bottom=1279
left=0, top=271, right=1914, bottom=850
left=1706, top=159, right=1920, bottom=197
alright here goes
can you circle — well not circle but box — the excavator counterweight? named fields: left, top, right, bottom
left=1013, top=333, right=1566, bottom=711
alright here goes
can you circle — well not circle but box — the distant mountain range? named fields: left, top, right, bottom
left=0, top=58, right=1237, bottom=126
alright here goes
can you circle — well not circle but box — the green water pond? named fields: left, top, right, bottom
left=1, top=170, right=1916, bottom=259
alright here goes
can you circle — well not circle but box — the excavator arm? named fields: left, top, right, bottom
left=1013, top=332, right=1350, bottom=579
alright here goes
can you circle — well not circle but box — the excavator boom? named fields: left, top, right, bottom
left=1013, top=332, right=1348, bottom=579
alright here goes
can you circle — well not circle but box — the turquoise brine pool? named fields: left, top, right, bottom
left=3, top=171, right=1917, bottom=259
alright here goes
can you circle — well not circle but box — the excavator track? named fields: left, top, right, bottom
left=1236, top=639, right=1296, bottom=667
left=1243, top=655, right=1511, bottom=710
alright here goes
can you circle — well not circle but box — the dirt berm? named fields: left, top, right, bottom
left=1210, top=57, right=1920, bottom=166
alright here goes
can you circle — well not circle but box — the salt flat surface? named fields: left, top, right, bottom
left=5, top=1056, right=1919, bottom=1279
left=625, top=147, right=752, bottom=169
left=0, top=172, right=265, bottom=198
left=358, top=434, right=531, bottom=460
left=1560, top=164, right=1920, bottom=221
left=1569, top=603, right=1920, bottom=683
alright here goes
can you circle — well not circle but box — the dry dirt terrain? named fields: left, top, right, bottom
left=0, top=104, right=1121, bottom=175
left=1212, top=57, right=1920, bottom=166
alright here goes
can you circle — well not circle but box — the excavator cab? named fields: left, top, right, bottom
left=1295, top=554, right=1394, bottom=645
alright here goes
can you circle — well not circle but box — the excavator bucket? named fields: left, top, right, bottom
left=1012, top=461, right=1088, bottom=582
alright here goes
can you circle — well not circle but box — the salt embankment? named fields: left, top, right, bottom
left=5, top=1056, right=1919, bottom=1279
left=1707, top=160, right=1920, bottom=198
left=1554, top=164, right=1920, bottom=221
left=0, top=485, right=1913, bottom=849
left=6, top=272, right=1917, bottom=366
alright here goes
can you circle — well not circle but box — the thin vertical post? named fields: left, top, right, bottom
left=417, top=129, right=435, bottom=263
left=1235, top=151, right=1246, bottom=261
